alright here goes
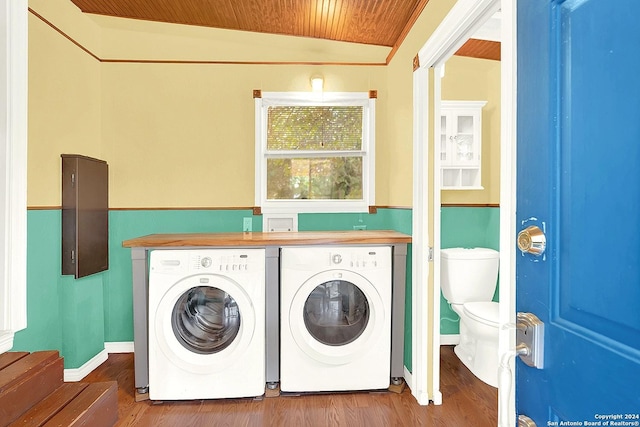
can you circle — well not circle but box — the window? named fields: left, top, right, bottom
left=255, top=91, right=375, bottom=213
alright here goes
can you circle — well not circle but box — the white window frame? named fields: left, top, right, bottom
left=255, top=91, right=375, bottom=214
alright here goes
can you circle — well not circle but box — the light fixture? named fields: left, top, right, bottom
left=310, top=75, right=324, bottom=92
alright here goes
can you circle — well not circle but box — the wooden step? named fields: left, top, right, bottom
left=0, top=351, right=118, bottom=427
left=8, top=382, right=88, bottom=426
left=0, top=351, right=63, bottom=426
left=8, top=381, right=118, bottom=427
left=42, top=381, right=118, bottom=427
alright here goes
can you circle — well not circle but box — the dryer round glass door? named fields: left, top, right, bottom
left=172, top=286, right=240, bottom=354
left=303, top=280, right=369, bottom=346
left=289, top=269, right=386, bottom=365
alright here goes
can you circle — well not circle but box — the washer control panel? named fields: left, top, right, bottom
left=191, top=253, right=253, bottom=272
left=150, top=249, right=264, bottom=275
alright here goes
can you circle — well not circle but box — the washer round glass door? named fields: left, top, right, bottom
left=172, top=286, right=240, bottom=354
left=289, top=269, right=385, bottom=365
left=154, top=274, right=255, bottom=374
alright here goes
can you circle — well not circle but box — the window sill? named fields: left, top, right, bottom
left=260, top=200, right=371, bottom=214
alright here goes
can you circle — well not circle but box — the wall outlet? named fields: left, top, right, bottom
left=243, top=217, right=253, bottom=232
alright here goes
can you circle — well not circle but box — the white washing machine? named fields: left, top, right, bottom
left=280, top=246, right=392, bottom=392
left=148, top=248, right=265, bottom=400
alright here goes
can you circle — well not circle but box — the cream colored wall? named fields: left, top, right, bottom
left=102, top=63, right=386, bottom=208
left=27, top=0, right=481, bottom=211
left=28, top=1, right=392, bottom=208
left=384, top=0, right=458, bottom=207
left=27, top=12, right=102, bottom=207
left=441, top=55, right=501, bottom=205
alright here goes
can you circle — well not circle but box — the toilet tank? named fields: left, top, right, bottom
left=440, top=248, right=499, bottom=304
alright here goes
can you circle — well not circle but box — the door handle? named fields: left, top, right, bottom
left=518, top=415, right=537, bottom=426
left=517, top=225, right=546, bottom=255
left=516, top=312, right=544, bottom=369
left=498, top=315, right=545, bottom=426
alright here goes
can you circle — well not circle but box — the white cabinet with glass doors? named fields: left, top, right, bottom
left=440, top=100, right=486, bottom=189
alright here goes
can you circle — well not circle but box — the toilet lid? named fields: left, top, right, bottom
left=463, top=302, right=499, bottom=327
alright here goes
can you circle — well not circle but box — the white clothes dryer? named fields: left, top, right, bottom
left=280, top=246, right=392, bottom=393
left=148, top=248, right=265, bottom=400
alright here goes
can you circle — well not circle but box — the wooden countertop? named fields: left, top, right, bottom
left=122, top=230, right=411, bottom=248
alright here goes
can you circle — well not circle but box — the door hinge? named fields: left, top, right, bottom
left=71, top=172, right=75, bottom=188
left=71, top=249, right=76, bottom=264
left=428, top=247, right=434, bottom=262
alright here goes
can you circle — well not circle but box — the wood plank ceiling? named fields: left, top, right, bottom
left=69, top=0, right=500, bottom=61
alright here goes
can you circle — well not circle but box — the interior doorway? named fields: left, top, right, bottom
left=411, top=1, right=517, bottom=424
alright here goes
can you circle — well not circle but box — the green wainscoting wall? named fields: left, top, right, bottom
left=13, top=208, right=414, bottom=370
left=440, top=206, right=500, bottom=336
left=12, top=210, right=64, bottom=355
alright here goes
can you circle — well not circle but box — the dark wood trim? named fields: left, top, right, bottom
left=28, top=8, right=101, bottom=62
left=108, top=206, right=258, bottom=211
left=27, top=206, right=63, bottom=210
left=101, top=59, right=387, bottom=66
left=374, top=205, right=412, bottom=210
left=386, top=0, right=431, bottom=64
left=253, top=90, right=262, bottom=98
left=368, top=90, right=378, bottom=99
left=28, top=206, right=259, bottom=211
left=28, top=8, right=386, bottom=67
left=441, top=203, right=500, bottom=208
left=23, top=206, right=397, bottom=215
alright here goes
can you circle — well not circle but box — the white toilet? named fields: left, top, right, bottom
left=441, top=247, right=500, bottom=387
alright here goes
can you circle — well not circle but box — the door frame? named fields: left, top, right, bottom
left=411, top=0, right=517, bottom=418
left=0, top=0, right=28, bottom=353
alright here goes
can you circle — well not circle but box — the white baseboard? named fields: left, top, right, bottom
left=440, top=334, right=460, bottom=345
left=431, top=389, right=443, bottom=405
left=105, top=341, right=134, bottom=353
left=62, top=342, right=134, bottom=382
left=403, top=366, right=443, bottom=406
left=403, top=366, right=412, bottom=391
left=63, top=348, right=108, bottom=382
left=0, top=331, right=15, bottom=354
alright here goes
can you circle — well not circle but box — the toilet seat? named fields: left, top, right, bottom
left=463, top=302, right=499, bottom=327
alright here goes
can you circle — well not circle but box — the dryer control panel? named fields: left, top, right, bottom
left=329, top=249, right=389, bottom=270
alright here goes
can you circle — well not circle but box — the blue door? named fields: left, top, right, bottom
left=516, top=0, right=640, bottom=423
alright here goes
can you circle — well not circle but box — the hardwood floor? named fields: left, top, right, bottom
left=83, top=346, right=497, bottom=426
